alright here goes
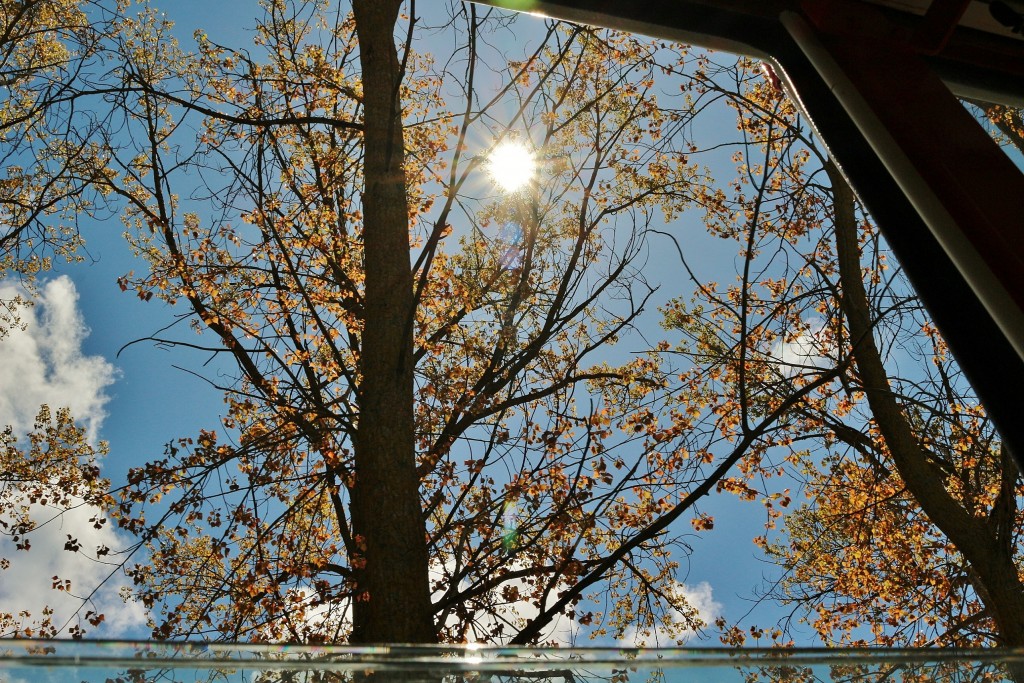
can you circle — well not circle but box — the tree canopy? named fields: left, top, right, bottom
left=660, top=63, right=1024, bottom=649
left=0, top=0, right=1020, bottom=651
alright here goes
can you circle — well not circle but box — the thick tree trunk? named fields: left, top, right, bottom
left=350, top=0, right=436, bottom=644
left=828, top=161, right=1024, bottom=647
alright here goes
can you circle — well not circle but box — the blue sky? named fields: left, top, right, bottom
left=0, top=0, right=817, bottom=643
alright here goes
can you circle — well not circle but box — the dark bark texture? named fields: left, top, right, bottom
left=350, top=0, right=436, bottom=644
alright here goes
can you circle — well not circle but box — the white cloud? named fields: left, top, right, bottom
left=0, top=276, right=143, bottom=637
left=249, top=559, right=580, bottom=644
left=432, top=559, right=579, bottom=646
left=253, top=587, right=352, bottom=642
left=0, top=275, right=118, bottom=442
left=619, top=580, right=722, bottom=647
left=772, top=320, right=831, bottom=377
left=0, top=497, right=148, bottom=637
left=478, top=572, right=579, bottom=646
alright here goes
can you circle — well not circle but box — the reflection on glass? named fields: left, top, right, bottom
left=1, top=641, right=1024, bottom=683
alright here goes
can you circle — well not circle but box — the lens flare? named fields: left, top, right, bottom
left=497, top=223, right=524, bottom=269
left=501, top=502, right=520, bottom=552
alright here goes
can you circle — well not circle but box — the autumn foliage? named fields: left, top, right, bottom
left=0, top=0, right=1020, bottom=651
left=75, top=1, right=723, bottom=643
left=661, top=60, right=1024, bottom=648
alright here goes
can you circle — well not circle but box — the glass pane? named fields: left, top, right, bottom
left=2, top=642, right=1024, bottom=683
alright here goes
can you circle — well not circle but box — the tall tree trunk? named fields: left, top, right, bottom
left=829, top=161, right=1024, bottom=647
left=350, top=0, right=436, bottom=644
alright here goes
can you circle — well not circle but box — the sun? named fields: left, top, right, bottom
left=487, top=141, right=536, bottom=192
